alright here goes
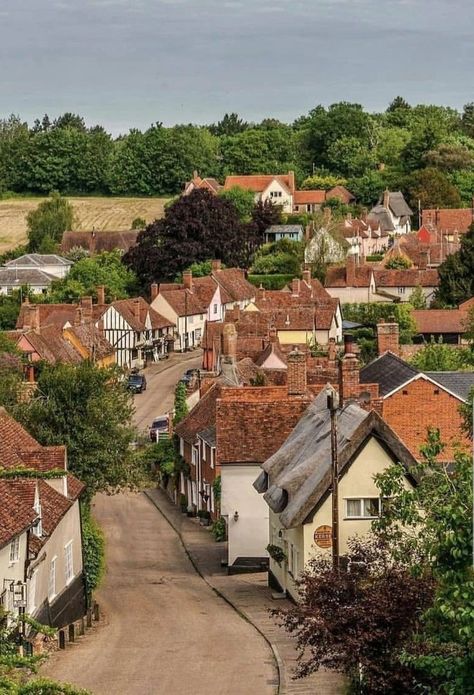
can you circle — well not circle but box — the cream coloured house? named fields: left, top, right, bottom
left=254, top=389, right=417, bottom=600
left=223, top=173, right=295, bottom=213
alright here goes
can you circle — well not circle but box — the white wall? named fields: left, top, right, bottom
left=261, top=180, right=293, bottom=213
left=0, top=533, right=28, bottom=619
left=221, top=465, right=269, bottom=566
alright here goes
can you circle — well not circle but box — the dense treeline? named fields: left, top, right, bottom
left=1, top=100, right=474, bottom=206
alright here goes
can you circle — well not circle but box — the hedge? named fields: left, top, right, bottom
left=248, top=274, right=295, bottom=290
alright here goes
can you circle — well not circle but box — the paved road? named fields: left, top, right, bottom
left=42, top=493, right=277, bottom=695
left=133, top=352, right=202, bottom=433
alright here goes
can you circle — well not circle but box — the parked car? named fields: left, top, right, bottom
left=179, top=368, right=199, bottom=386
left=149, top=415, right=170, bottom=442
left=127, top=373, right=147, bottom=394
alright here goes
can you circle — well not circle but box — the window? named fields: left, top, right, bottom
left=398, top=287, right=405, bottom=294
left=210, top=448, right=215, bottom=470
left=48, top=557, right=57, bottom=600
left=64, top=541, right=74, bottom=585
left=179, top=438, right=184, bottom=456
left=7, top=288, right=13, bottom=296
left=213, top=303, right=218, bottom=314
left=202, top=444, right=206, bottom=462
left=191, top=446, right=198, bottom=466
left=288, top=543, right=299, bottom=578
left=9, top=536, right=20, bottom=564
left=346, top=498, right=380, bottom=519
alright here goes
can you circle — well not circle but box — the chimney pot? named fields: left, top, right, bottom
left=150, top=282, right=158, bottom=302
left=211, top=259, right=221, bottom=272
left=302, top=269, right=311, bottom=285
left=80, top=296, right=93, bottom=321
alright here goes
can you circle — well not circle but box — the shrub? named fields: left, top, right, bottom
left=211, top=517, right=226, bottom=542
left=81, top=508, right=105, bottom=594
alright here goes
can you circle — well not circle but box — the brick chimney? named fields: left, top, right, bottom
left=327, top=337, right=337, bottom=363
left=418, top=251, right=428, bottom=270
left=80, top=296, right=93, bottom=321
left=25, top=305, right=40, bottom=331
left=257, top=285, right=266, bottom=302
left=288, top=170, right=295, bottom=193
left=25, top=363, right=35, bottom=384
left=338, top=334, right=360, bottom=405
left=133, top=298, right=141, bottom=320
left=268, top=326, right=277, bottom=344
left=96, top=285, right=105, bottom=305
left=302, top=269, right=311, bottom=285
left=74, top=307, right=83, bottom=327
left=150, top=283, right=158, bottom=302
left=346, top=253, right=356, bottom=286
left=287, top=346, right=307, bottom=396
left=232, top=302, right=240, bottom=321
left=377, top=319, right=399, bottom=356
left=211, top=259, right=221, bottom=272
left=291, top=278, right=300, bottom=296
left=222, top=323, right=237, bottom=360
left=383, top=189, right=390, bottom=210
left=183, top=270, right=193, bottom=292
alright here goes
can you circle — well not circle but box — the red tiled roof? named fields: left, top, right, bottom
left=294, top=190, right=326, bottom=205
left=216, top=387, right=312, bottom=465
left=0, top=408, right=66, bottom=472
left=212, top=268, right=256, bottom=302
left=325, top=264, right=373, bottom=288
left=412, top=309, right=468, bottom=335
left=158, top=287, right=207, bottom=316
left=20, top=325, right=83, bottom=364
left=67, top=474, right=86, bottom=500
left=174, top=383, right=221, bottom=445
left=421, top=208, right=473, bottom=234
left=374, top=268, right=439, bottom=288
left=112, top=297, right=174, bottom=331
left=224, top=174, right=293, bottom=194
left=0, top=480, right=37, bottom=549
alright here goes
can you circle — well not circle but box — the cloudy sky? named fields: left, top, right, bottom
left=0, top=0, right=472, bottom=134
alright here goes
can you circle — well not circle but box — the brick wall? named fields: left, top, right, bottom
left=382, top=378, right=469, bottom=461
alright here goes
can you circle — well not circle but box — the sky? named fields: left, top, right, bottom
left=0, top=0, right=473, bottom=135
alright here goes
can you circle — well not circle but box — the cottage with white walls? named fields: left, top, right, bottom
left=254, top=389, right=417, bottom=600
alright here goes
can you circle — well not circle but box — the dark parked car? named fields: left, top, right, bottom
left=179, top=368, right=198, bottom=386
left=127, top=373, right=147, bottom=394
left=149, top=415, right=170, bottom=442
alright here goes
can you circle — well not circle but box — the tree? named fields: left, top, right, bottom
left=461, top=102, right=474, bottom=138
left=385, top=96, right=412, bottom=127
left=423, top=143, right=474, bottom=172
left=437, top=222, right=474, bottom=305
left=276, top=536, right=434, bottom=693
left=131, top=217, right=146, bottom=230
left=385, top=256, right=411, bottom=270
left=14, top=362, right=138, bottom=501
left=219, top=186, right=255, bottom=221
left=49, top=250, right=137, bottom=302
left=250, top=198, right=283, bottom=237
left=374, top=430, right=474, bottom=693
left=409, top=340, right=472, bottom=371
left=408, top=285, right=427, bottom=309
left=301, top=173, right=347, bottom=190
left=123, top=189, right=246, bottom=285
left=26, top=192, right=74, bottom=252
left=405, top=168, right=462, bottom=210
left=209, top=113, right=249, bottom=136
left=251, top=238, right=303, bottom=275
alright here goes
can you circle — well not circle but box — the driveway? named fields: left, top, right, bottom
left=41, top=492, right=277, bottom=695
left=133, top=351, right=202, bottom=434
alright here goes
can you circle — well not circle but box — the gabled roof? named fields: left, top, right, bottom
left=65, top=323, right=115, bottom=360
left=224, top=174, right=294, bottom=194
left=425, top=372, right=474, bottom=401
left=255, top=342, right=287, bottom=369
left=61, top=230, right=138, bottom=254
left=212, top=268, right=256, bottom=303
left=294, top=190, right=326, bottom=205
left=174, top=384, right=221, bottom=445
left=382, top=191, right=413, bottom=217
left=367, top=206, right=395, bottom=232
left=258, top=390, right=417, bottom=529
left=4, top=254, right=72, bottom=268
left=20, top=325, right=83, bottom=364
left=111, top=298, right=174, bottom=331
left=421, top=208, right=473, bottom=234
left=265, top=225, right=303, bottom=234
left=0, top=480, right=37, bottom=549
left=324, top=264, right=373, bottom=288
left=157, top=287, right=207, bottom=316
left=360, top=352, right=419, bottom=397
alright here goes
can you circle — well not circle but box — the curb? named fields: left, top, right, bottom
left=144, top=489, right=284, bottom=695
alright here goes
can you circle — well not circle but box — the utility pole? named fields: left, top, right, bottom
left=327, top=389, right=339, bottom=572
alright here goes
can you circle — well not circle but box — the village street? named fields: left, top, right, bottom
left=41, top=353, right=277, bottom=695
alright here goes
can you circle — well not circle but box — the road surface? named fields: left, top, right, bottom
left=42, top=352, right=277, bottom=695
left=133, top=353, right=202, bottom=433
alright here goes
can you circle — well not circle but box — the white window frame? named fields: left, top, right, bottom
left=48, top=556, right=57, bottom=600
left=398, top=287, right=406, bottom=294
left=191, top=446, right=198, bottom=466
left=202, top=442, right=206, bottom=462
left=64, top=541, right=74, bottom=585
left=210, top=448, right=215, bottom=470
left=345, top=497, right=380, bottom=519
left=9, top=536, right=20, bottom=564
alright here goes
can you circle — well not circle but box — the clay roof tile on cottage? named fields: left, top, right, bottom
left=373, top=268, right=439, bottom=288
left=224, top=174, right=293, bottom=194
left=212, top=268, right=256, bottom=303
left=111, top=298, right=174, bottom=331
left=0, top=480, right=38, bottom=549
left=421, top=208, right=473, bottom=234
left=174, top=384, right=222, bottom=445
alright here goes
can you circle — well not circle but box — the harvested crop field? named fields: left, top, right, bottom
left=0, top=196, right=169, bottom=254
